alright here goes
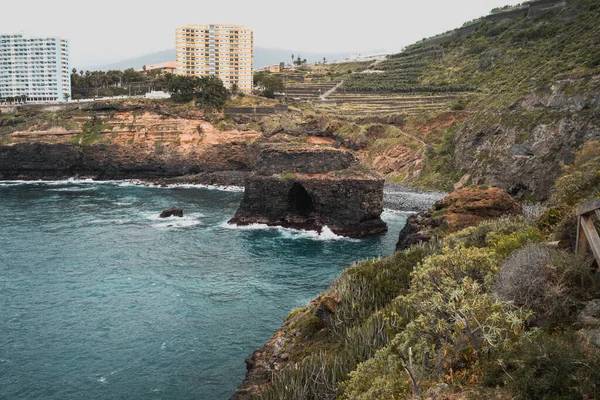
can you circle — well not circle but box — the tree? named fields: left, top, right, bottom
left=166, top=74, right=229, bottom=107
left=63, top=92, right=71, bottom=102
left=167, top=75, right=200, bottom=102
left=291, top=54, right=294, bottom=65
left=197, top=75, right=229, bottom=108
left=253, top=71, right=284, bottom=98
left=323, top=57, right=326, bottom=64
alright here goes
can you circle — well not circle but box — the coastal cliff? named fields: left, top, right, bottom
left=0, top=101, right=260, bottom=184
left=229, top=148, right=387, bottom=238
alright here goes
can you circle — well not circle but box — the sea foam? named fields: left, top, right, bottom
left=220, top=221, right=356, bottom=241
left=147, top=212, right=204, bottom=229
left=0, top=179, right=244, bottom=192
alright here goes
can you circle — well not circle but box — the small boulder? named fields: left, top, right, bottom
left=160, top=208, right=183, bottom=218
left=432, top=187, right=522, bottom=231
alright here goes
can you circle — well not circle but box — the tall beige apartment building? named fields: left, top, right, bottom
left=175, top=24, right=253, bottom=92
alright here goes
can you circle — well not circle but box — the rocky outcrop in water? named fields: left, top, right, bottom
left=396, top=186, right=522, bottom=250
left=160, top=209, right=183, bottom=218
left=229, top=147, right=387, bottom=238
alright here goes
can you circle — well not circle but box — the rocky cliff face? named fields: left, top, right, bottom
left=255, top=147, right=356, bottom=175
left=453, top=79, right=600, bottom=200
left=229, top=148, right=387, bottom=238
left=0, top=141, right=255, bottom=181
left=0, top=102, right=261, bottom=184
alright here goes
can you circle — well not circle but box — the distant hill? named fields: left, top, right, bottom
left=81, top=46, right=384, bottom=71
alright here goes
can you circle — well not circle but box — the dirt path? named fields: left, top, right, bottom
left=319, top=80, right=344, bottom=101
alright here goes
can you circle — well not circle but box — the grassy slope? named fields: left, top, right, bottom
left=342, top=0, right=600, bottom=100
left=423, top=1, right=600, bottom=105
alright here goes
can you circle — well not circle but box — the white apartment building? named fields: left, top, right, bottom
left=176, top=24, right=253, bottom=92
left=0, top=34, right=71, bottom=103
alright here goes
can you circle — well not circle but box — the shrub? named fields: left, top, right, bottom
left=400, top=245, right=528, bottom=352
left=487, top=226, right=543, bottom=259
left=451, top=99, right=466, bottom=110
left=328, top=243, right=437, bottom=339
left=340, top=342, right=410, bottom=400
left=259, top=244, right=437, bottom=400
left=551, top=208, right=578, bottom=248
left=342, top=244, right=529, bottom=399
left=465, top=38, right=489, bottom=55
left=496, top=244, right=595, bottom=327
left=215, top=119, right=235, bottom=131
left=495, top=243, right=551, bottom=309
left=547, top=249, right=597, bottom=302
left=482, top=18, right=514, bottom=37
left=482, top=331, right=600, bottom=400
left=444, top=216, right=529, bottom=249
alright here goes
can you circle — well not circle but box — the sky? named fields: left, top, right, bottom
left=3, top=0, right=524, bottom=69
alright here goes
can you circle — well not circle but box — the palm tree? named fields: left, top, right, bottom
left=291, top=54, right=294, bottom=65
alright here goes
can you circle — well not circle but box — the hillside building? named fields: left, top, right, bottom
left=257, top=62, right=286, bottom=73
left=136, top=61, right=176, bottom=75
left=0, top=34, right=70, bottom=103
left=175, top=24, right=253, bottom=92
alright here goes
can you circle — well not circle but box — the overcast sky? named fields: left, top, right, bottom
left=3, top=0, right=523, bottom=69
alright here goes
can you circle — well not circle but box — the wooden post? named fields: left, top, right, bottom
left=576, top=215, right=588, bottom=256
left=575, top=200, right=600, bottom=267
left=580, top=215, right=600, bottom=263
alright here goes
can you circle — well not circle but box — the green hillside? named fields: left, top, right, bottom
left=342, top=0, right=600, bottom=103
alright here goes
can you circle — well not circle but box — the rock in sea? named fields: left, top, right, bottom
left=160, top=208, right=184, bottom=218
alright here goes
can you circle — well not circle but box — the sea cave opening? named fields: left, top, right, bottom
left=288, top=183, right=315, bottom=216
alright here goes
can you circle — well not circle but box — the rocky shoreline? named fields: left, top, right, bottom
left=383, top=182, right=446, bottom=211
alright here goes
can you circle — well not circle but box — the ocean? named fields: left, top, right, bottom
left=0, top=180, right=407, bottom=399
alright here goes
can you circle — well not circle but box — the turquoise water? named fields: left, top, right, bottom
left=0, top=180, right=407, bottom=400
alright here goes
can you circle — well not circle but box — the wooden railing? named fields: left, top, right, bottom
left=576, top=199, right=600, bottom=265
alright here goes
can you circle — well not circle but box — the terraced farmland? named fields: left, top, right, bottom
left=283, top=81, right=341, bottom=101
left=341, top=45, right=475, bottom=94
left=316, top=93, right=464, bottom=117
left=279, top=45, right=478, bottom=116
